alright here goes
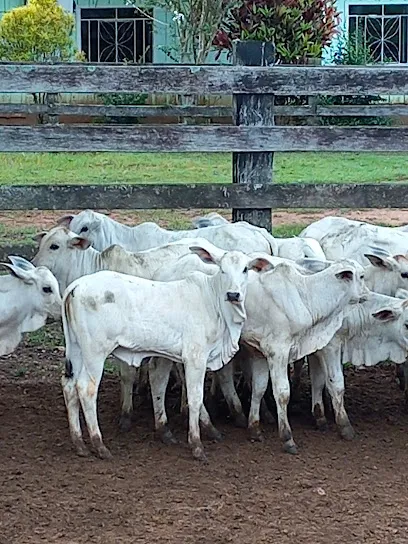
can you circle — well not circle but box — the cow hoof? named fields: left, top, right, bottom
left=192, top=447, right=208, bottom=463
left=233, top=413, right=248, bottom=429
left=160, top=428, right=178, bottom=445
left=316, top=418, right=328, bottom=433
left=339, top=425, right=355, bottom=441
left=248, top=427, right=264, bottom=443
left=119, top=414, right=132, bottom=433
left=96, top=446, right=113, bottom=460
left=283, top=441, right=298, bottom=455
left=74, top=443, right=91, bottom=458
left=206, top=428, right=224, bottom=443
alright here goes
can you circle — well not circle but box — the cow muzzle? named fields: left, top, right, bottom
left=226, top=291, right=241, bottom=304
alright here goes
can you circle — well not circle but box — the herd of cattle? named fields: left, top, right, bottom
left=3, top=211, right=408, bottom=462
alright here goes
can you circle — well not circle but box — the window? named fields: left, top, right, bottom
left=349, top=4, right=408, bottom=63
left=80, top=7, right=153, bottom=63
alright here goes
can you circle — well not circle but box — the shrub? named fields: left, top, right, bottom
left=213, top=0, right=340, bottom=64
left=97, top=92, right=148, bottom=124
left=0, top=0, right=78, bottom=61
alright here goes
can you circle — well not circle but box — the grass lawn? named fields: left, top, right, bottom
left=1, top=151, right=408, bottom=184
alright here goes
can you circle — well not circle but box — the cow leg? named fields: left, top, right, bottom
left=321, top=348, right=355, bottom=440
left=118, top=360, right=138, bottom=432
left=396, top=362, right=405, bottom=391
left=216, top=361, right=247, bottom=428
left=260, top=398, right=276, bottom=425
left=199, top=403, right=223, bottom=442
left=291, top=359, right=304, bottom=402
left=268, top=355, right=297, bottom=454
left=403, top=359, right=408, bottom=406
left=148, top=357, right=178, bottom=445
left=308, top=353, right=328, bottom=431
left=61, top=346, right=90, bottom=457
left=248, top=355, right=269, bottom=442
left=176, top=363, right=188, bottom=416
left=137, top=363, right=150, bottom=398
left=61, top=372, right=89, bottom=457
left=76, top=357, right=112, bottom=460
left=184, top=357, right=207, bottom=462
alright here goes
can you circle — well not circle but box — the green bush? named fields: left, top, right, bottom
left=97, top=92, right=149, bottom=124
left=213, top=0, right=340, bottom=64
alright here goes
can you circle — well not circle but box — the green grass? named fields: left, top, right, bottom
left=1, top=152, right=408, bottom=184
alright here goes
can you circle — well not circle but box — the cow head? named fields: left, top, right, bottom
left=189, top=242, right=272, bottom=318
left=57, top=210, right=105, bottom=250
left=1, top=257, right=61, bottom=320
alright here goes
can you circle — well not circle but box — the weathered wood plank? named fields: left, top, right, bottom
left=1, top=63, right=408, bottom=95
left=0, top=183, right=407, bottom=210
left=232, top=40, right=275, bottom=231
left=2, top=125, right=408, bottom=152
left=1, top=103, right=408, bottom=118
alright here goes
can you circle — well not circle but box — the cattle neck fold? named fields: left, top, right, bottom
left=200, top=269, right=247, bottom=372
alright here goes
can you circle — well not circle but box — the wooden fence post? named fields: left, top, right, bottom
left=45, top=93, right=59, bottom=125
left=232, top=40, right=275, bottom=231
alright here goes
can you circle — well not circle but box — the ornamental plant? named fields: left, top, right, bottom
left=0, top=0, right=78, bottom=61
left=213, top=0, right=341, bottom=64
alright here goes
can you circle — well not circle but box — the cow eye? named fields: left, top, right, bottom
left=401, top=273, right=408, bottom=279
left=50, top=244, right=59, bottom=251
left=42, top=286, right=52, bottom=293
left=405, top=324, right=408, bottom=330
left=243, top=267, right=248, bottom=273
left=360, top=274, right=364, bottom=280
left=80, top=226, right=88, bottom=233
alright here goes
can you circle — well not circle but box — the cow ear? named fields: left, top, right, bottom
left=394, top=254, right=408, bottom=263
left=372, top=308, right=400, bottom=322
left=68, top=237, right=91, bottom=250
left=248, top=257, right=273, bottom=273
left=335, top=269, right=354, bottom=281
left=8, top=256, right=35, bottom=271
left=57, top=214, right=74, bottom=228
left=189, top=245, right=224, bottom=265
left=32, top=231, right=47, bottom=244
left=0, top=263, right=34, bottom=284
left=364, top=254, right=393, bottom=270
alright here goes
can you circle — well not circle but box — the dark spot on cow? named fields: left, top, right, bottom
left=83, top=296, right=97, bottom=310
left=65, top=359, right=73, bottom=379
left=104, top=291, right=115, bottom=304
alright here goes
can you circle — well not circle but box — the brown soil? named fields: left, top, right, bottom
left=2, top=208, right=408, bottom=543
left=1, top=345, right=408, bottom=544
left=2, top=207, right=408, bottom=231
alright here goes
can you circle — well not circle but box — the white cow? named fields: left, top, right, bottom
left=61, top=242, right=270, bottom=461
left=238, top=257, right=367, bottom=453
left=57, top=210, right=279, bottom=255
left=307, top=292, right=408, bottom=440
left=191, top=212, right=326, bottom=261
left=32, top=226, right=223, bottom=430
left=32, top=227, right=218, bottom=294
left=0, top=256, right=61, bottom=355
left=154, top=250, right=408, bottom=439
left=145, top=255, right=366, bottom=451
left=300, top=216, right=408, bottom=264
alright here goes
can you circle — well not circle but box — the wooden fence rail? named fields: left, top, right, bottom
left=1, top=63, right=408, bottom=95
left=0, top=183, right=406, bottom=210
left=1, top=58, right=408, bottom=235
left=2, top=104, right=408, bottom=118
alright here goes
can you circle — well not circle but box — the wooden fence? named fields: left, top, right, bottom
left=1, top=53, right=408, bottom=249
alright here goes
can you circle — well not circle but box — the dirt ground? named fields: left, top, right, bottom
left=2, top=207, right=408, bottom=544
left=2, top=207, right=408, bottom=231
left=1, top=345, right=408, bottom=544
